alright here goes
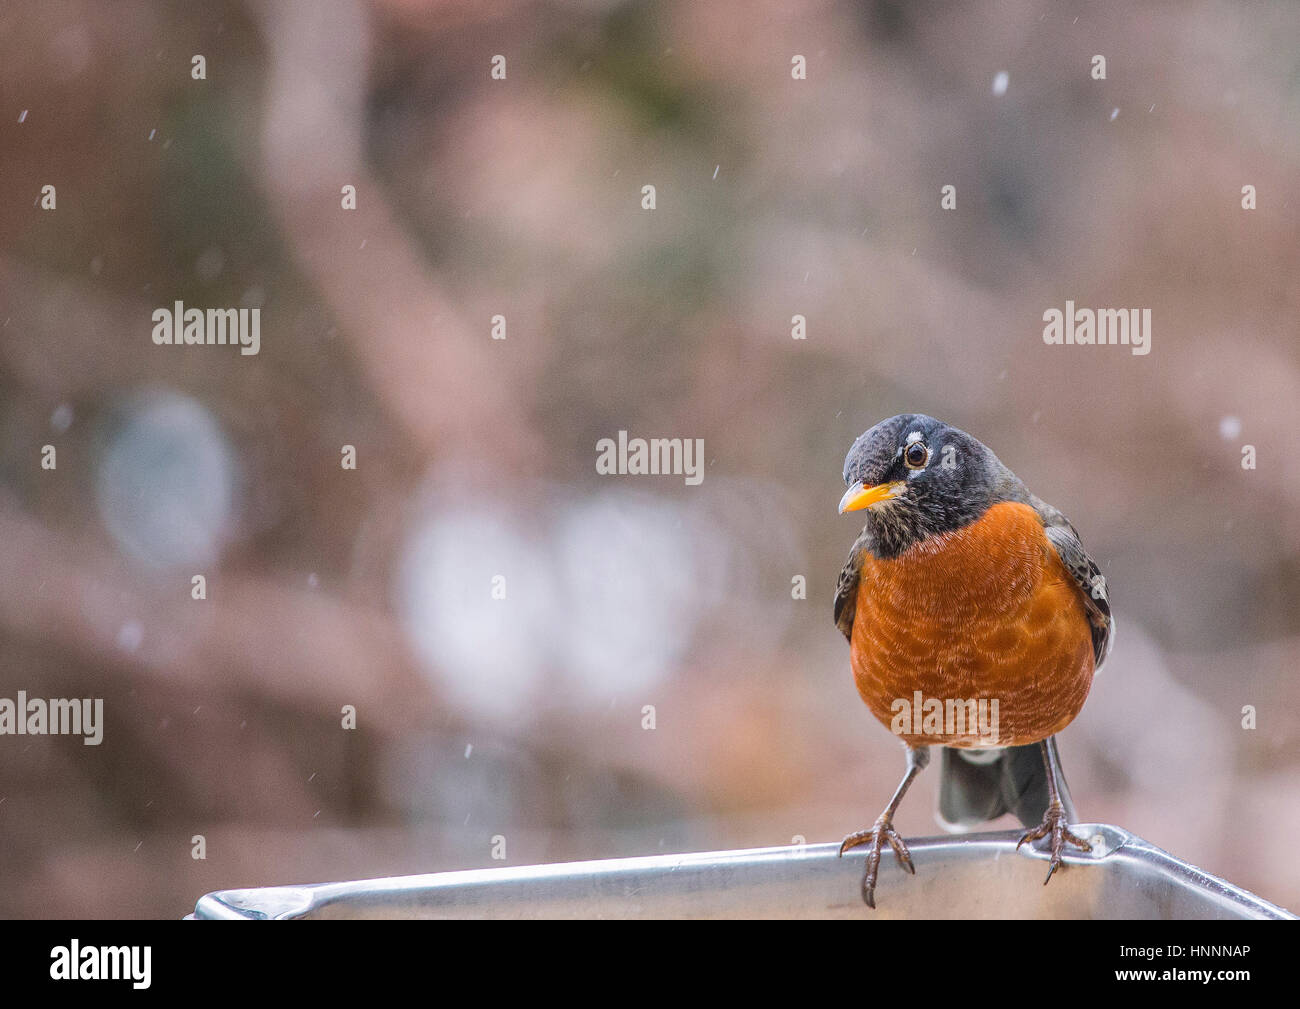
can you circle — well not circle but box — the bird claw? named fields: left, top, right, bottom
left=1016, top=802, right=1092, bottom=885
left=839, top=818, right=914, bottom=908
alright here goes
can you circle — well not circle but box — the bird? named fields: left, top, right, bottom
left=833, top=414, right=1112, bottom=908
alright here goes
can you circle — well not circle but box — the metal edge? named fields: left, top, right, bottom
left=189, top=824, right=1297, bottom=920
left=1104, top=832, right=1294, bottom=920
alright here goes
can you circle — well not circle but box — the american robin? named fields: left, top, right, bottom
left=834, top=414, right=1113, bottom=908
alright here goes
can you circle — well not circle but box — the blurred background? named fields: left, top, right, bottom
left=2, top=0, right=1299, bottom=918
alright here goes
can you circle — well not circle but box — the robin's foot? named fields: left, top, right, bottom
left=1016, top=800, right=1092, bottom=884
left=839, top=817, right=914, bottom=908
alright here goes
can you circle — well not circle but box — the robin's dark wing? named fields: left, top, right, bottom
left=833, top=531, right=872, bottom=641
left=1030, top=495, right=1113, bottom=669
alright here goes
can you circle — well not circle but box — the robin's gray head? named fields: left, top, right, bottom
left=839, top=414, right=1018, bottom=558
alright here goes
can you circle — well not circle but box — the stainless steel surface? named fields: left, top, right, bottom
left=191, top=824, right=1295, bottom=920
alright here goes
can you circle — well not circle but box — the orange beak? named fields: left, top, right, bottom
left=838, top=480, right=903, bottom=514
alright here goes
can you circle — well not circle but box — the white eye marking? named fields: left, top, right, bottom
left=905, top=431, right=924, bottom=444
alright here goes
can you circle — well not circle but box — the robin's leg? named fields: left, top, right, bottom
left=1016, top=737, right=1092, bottom=884
left=839, top=745, right=930, bottom=908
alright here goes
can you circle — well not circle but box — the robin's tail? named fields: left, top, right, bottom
left=936, top=738, right=1076, bottom=830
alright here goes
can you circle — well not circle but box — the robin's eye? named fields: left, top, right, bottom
left=904, top=442, right=929, bottom=469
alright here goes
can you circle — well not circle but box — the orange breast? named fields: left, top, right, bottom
left=850, top=501, right=1094, bottom=748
